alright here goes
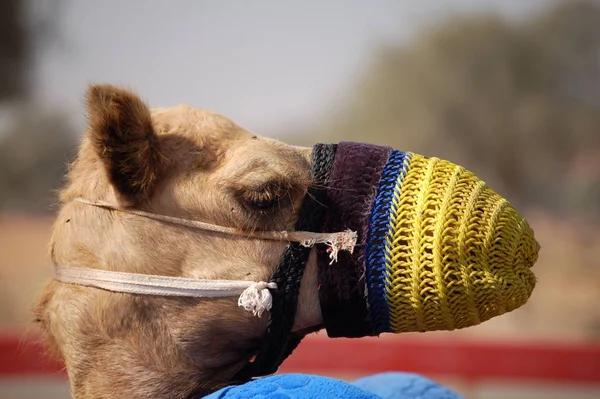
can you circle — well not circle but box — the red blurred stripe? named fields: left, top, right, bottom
left=2, top=332, right=599, bottom=384
left=0, top=333, right=65, bottom=377
left=281, top=336, right=600, bottom=384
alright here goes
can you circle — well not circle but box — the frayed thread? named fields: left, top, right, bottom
left=300, top=229, right=357, bottom=264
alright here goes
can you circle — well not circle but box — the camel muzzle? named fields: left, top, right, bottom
left=310, top=142, right=539, bottom=338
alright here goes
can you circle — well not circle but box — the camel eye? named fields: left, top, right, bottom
left=242, top=184, right=284, bottom=212
left=246, top=196, right=277, bottom=210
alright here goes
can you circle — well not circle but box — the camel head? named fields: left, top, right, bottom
left=34, top=84, right=539, bottom=398
left=34, top=84, right=323, bottom=398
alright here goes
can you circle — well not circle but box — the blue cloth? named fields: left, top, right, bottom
left=205, top=373, right=463, bottom=399
left=353, top=373, right=462, bottom=399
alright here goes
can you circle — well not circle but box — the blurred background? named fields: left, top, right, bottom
left=1, top=0, right=599, bottom=398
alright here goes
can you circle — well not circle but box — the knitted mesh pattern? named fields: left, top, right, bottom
left=364, top=150, right=411, bottom=334
left=373, top=153, right=539, bottom=333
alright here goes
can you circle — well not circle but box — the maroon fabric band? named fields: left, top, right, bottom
left=317, top=141, right=392, bottom=338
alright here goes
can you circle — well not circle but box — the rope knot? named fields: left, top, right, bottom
left=238, top=281, right=278, bottom=317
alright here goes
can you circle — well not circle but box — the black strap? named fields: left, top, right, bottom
left=232, top=144, right=337, bottom=381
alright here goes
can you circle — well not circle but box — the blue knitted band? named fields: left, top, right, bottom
left=365, top=150, right=412, bottom=334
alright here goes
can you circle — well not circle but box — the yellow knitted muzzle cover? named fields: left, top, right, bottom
left=377, top=153, right=538, bottom=333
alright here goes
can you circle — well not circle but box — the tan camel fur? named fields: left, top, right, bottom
left=34, top=84, right=322, bottom=398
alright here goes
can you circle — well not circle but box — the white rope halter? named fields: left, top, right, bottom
left=54, top=266, right=278, bottom=317
left=53, top=198, right=358, bottom=318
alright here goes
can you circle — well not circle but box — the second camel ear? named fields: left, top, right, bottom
left=85, top=84, right=167, bottom=205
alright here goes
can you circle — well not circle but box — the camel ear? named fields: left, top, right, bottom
left=85, top=84, right=166, bottom=204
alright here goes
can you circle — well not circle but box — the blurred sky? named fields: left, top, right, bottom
left=31, top=0, right=550, bottom=136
